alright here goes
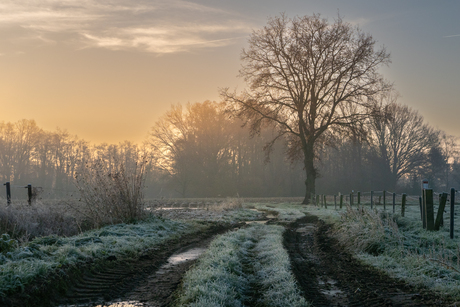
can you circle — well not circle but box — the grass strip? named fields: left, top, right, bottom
left=174, top=224, right=309, bottom=307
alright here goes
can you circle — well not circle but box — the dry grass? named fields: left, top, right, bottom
left=73, top=155, right=147, bottom=227
left=0, top=200, right=84, bottom=243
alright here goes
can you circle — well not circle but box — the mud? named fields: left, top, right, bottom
left=283, top=214, right=456, bottom=306
left=4, top=222, right=243, bottom=307
left=6, top=212, right=458, bottom=307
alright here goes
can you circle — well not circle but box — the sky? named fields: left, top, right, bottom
left=1, top=0, right=459, bottom=144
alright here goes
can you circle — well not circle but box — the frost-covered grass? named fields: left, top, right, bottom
left=174, top=224, right=309, bottom=307
left=330, top=205, right=460, bottom=299
left=0, top=216, right=202, bottom=297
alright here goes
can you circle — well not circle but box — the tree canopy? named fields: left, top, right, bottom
left=222, top=14, right=391, bottom=203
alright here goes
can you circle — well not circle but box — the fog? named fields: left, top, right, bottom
left=1, top=101, right=458, bottom=202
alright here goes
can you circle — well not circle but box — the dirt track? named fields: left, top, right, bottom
left=8, top=213, right=458, bottom=306
left=284, top=214, right=455, bottom=306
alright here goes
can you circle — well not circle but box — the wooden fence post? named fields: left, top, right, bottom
left=357, top=191, right=361, bottom=207
left=392, top=192, right=396, bottom=213
left=383, top=190, right=386, bottom=210
left=323, top=195, right=327, bottom=209
left=3, top=182, right=11, bottom=205
left=371, top=190, right=374, bottom=209
left=340, top=195, right=343, bottom=209
left=434, top=192, right=448, bottom=231
left=334, top=195, right=337, bottom=209
left=450, top=188, right=455, bottom=239
left=26, top=184, right=32, bottom=205
left=419, top=196, right=424, bottom=226
left=423, top=189, right=435, bottom=231
left=401, top=193, right=406, bottom=217
left=350, top=192, right=353, bottom=207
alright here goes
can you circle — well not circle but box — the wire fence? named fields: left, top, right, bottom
left=313, top=188, right=459, bottom=239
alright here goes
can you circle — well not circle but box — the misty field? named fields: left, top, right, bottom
left=0, top=197, right=459, bottom=306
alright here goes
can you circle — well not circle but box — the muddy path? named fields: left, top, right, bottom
left=5, top=222, right=244, bottom=307
left=56, top=222, right=245, bottom=307
left=284, top=214, right=455, bottom=307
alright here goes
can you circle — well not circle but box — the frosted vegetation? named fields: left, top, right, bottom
left=174, top=224, right=309, bottom=307
left=331, top=204, right=460, bottom=299
left=0, top=216, right=200, bottom=297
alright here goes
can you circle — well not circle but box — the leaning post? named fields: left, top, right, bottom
left=434, top=192, right=448, bottom=231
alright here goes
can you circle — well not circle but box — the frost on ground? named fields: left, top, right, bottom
left=0, top=216, right=201, bottom=297
left=330, top=205, right=460, bottom=300
left=174, top=224, right=309, bottom=307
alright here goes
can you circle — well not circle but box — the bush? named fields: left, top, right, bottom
left=74, top=155, right=146, bottom=227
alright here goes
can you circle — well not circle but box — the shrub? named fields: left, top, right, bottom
left=74, top=155, right=147, bottom=228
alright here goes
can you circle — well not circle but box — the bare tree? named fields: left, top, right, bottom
left=221, top=14, right=391, bottom=203
left=369, top=100, right=439, bottom=190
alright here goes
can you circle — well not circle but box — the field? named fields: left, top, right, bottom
left=1, top=197, right=460, bottom=306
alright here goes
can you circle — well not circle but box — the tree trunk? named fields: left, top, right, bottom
left=302, top=142, right=316, bottom=204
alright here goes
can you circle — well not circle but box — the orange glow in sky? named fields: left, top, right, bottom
left=1, top=1, right=459, bottom=144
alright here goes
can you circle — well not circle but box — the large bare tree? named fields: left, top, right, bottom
left=221, top=14, right=391, bottom=203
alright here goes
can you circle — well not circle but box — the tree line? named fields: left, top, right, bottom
left=0, top=98, right=458, bottom=199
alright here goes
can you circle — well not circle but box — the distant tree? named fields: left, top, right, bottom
left=148, top=101, right=234, bottom=197
left=369, top=100, right=439, bottom=190
left=222, top=14, right=391, bottom=203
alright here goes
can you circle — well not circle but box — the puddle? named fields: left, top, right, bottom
left=296, top=224, right=316, bottom=233
left=245, top=220, right=269, bottom=224
left=318, top=278, right=346, bottom=302
left=65, top=301, right=144, bottom=307
left=95, top=301, right=144, bottom=307
left=163, top=247, right=205, bottom=267
left=321, top=289, right=344, bottom=296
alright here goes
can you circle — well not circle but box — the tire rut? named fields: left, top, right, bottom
left=284, top=214, right=454, bottom=307
left=29, top=222, right=244, bottom=307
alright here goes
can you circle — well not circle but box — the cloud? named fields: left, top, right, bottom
left=0, top=0, right=254, bottom=54
left=444, top=34, right=460, bottom=38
